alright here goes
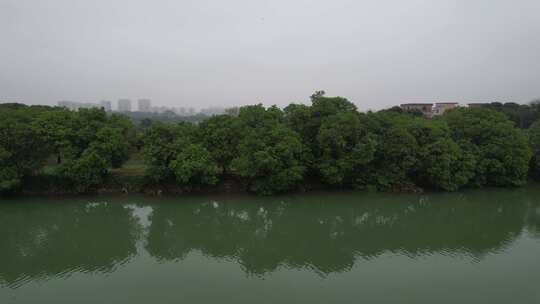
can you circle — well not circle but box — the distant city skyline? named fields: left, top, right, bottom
left=0, top=96, right=534, bottom=117
left=1, top=95, right=536, bottom=113
left=52, top=98, right=228, bottom=116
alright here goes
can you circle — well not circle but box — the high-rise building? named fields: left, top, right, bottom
left=100, top=100, right=112, bottom=112
left=118, top=99, right=132, bottom=112
left=138, top=99, right=152, bottom=112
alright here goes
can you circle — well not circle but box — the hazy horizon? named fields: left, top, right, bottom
left=1, top=0, right=540, bottom=110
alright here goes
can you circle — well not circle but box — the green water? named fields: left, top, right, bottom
left=1, top=187, right=540, bottom=303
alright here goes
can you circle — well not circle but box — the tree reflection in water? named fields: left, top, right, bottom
left=145, top=189, right=538, bottom=276
left=0, top=201, right=141, bottom=287
left=1, top=188, right=540, bottom=287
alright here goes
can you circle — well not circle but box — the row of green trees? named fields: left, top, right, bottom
left=140, top=92, right=535, bottom=194
left=1, top=93, right=540, bottom=195
left=0, top=103, right=134, bottom=192
left=475, top=101, right=540, bottom=129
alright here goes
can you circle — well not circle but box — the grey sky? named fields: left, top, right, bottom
left=1, top=0, right=540, bottom=110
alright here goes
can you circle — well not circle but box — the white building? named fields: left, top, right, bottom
left=118, top=99, right=132, bottom=112
left=432, top=102, right=459, bottom=116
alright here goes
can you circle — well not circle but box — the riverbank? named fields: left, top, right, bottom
left=19, top=173, right=248, bottom=196
left=15, top=172, right=429, bottom=197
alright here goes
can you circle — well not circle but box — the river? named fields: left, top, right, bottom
left=1, top=187, right=540, bottom=303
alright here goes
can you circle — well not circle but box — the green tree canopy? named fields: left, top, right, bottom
left=198, top=115, right=241, bottom=174
left=444, top=107, right=531, bottom=186
left=232, top=105, right=307, bottom=195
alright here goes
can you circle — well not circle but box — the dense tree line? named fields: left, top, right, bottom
left=141, top=92, right=535, bottom=194
left=2, top=93, right=540, bottom=195
left=122, top=110, right=209, bottom=130
left=474, top=100, right=540, bottom=129
left=0, top=103, right=134, bottom=192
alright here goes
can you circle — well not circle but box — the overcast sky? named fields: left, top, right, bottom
left=1, top=0, right=540, bottom=110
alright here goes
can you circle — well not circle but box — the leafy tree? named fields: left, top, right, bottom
left=283, top=103, right=313, bottom=141
left=32, top=109, right=77, bottom=163
left=0, top=148, right=21, bottom=192
left=142, top=122, right=197, bottom=182
left=198, top=115, right=241, bottom=173
left=109, top=113, right=134, bottom=134
left=91, top=126, right=131, bottom=168
left=73, top=108, right=109, bottom=151
left=57, top=148, right=109, bottom=192
left=237, top=104, right=284, bottom=128
left=369, top=126, right=418, bottom=189
left=310, top=91, right=357, bottom=120
left=477, top=101, right=540, bottom=129
left=285, top=92, right=362, bottom=179
left=139, top=118, right=153, bottom=130
left=232, top=106, right=306, bottom=194
left=29, top=107, right=134, bottom=192
left=444, top=107, right=531, bottom=186
left=0, top=116, right=48, bottom=192
left=169, top=144, right=219, bottom=186
left=316, top=111, right=376, bottom=187
left=143, top=122, right=221, bottom=188
left=32, top=107, right=133, bottom=168
left=404, top=118, right=475, bottom=190
left=527, top=119, right=540, bottom=178
left=415, top=138, right=476, bottom=191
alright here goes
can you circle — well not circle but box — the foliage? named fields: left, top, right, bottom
left=415, top=138, right=476, bottom=191
left=198, top=115, right=241, bottom=173
left=232, top=124, right=306, bottom=195
left=405, top=118, right=475, bottom=191
left=477, top=101, right=540, bottom=129
left=142, top=122, right=220, bottom=187
left=528, top=120, right=540, bottom=178
left=316, top=112, right=376, bottom=186
left=2, top=94, right=539, bottom=195
left=0, top=148, right=21, bottom=191
left=285, top=93, right=365, bottom=183
left=169, top=144, right=219, bottom=186
left=370, top=126, right=418, bottom=189
left=0, top=113, right=48, bottom=192
left=122, top=111, right=209, bottom=127
left=91, top=127, right=131, bottom=168
left=444, top=107, right=531, bottom=187
left=232, top=105, right=306, bottom=194
left=0, top=104, right=134, bottom=193
left=57, top=148, right=109, bottom=192
left=142, top=122, right=196, bottom=182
